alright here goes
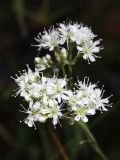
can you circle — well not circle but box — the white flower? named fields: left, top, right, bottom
left=75, top=26, right=95, bottom=45
left=14, top=68, right=48, bottom=100
left=74, top=106, right=89, bottom=122
left=68, top=91, right=96, bottom=122
left=58, top=22, right=80, bottom=44
left=67, top=78, right=111, bottom=122
left=73, top=104, right=95, bottom=123
left=74, top=107, right=96, bottom=122
left=20, top=102, right=46, bottom=129
left=46, top=76, right=69, bottom=103
left=75, top=79, right=96, bottom=104
left=41, top=99, right=62, bottom=126
left=28, top=83, right=41, bottom=98
left=35, top=29, right=61, bottom=51
left=93, top=88, right=111, bottom=111
left=14, top=68, right=71, bottom=127
left=12, top=66, right=40, bottom=99
left=76, top=78, right=111, bottom=111
left=77, top=40, right=101, bottom=63
left=24, top=115, right=35, bottom=127
left=28, top=75, right=48, bottom=99
left=67, top=91, right=79, bottom=109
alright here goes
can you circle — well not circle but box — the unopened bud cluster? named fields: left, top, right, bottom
left=35, top=54, right=53, bottom=71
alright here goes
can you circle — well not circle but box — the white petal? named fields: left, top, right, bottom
left=71, top=105, right=77, bottom=111
left=101, top=106, right=108, bottom=111
left=83, top=54, right=87, bottom=60
left=41, top=108, right=50, bottom=114
left=82, top=116, right=88, bottom=122
left=53, top=116, right=58, bottom=126
left=29, top=101, right=33, bottom=109
left=89, top=55, right=95, bottom=62
left=57, top=95, right=61, bottom=103
left=25, top=118, right=33, bottom=127
left=28, top=121, right=33, bottom=127
left=87, top=109, right=95, bottom=115
left=38, top=116, right=46, bottom=122
left=95, top=89, right=101, bottom=96
left=49, top=99, right=54, bottom=107
left=92, top=47, right=100, bottom=53
left=42, top=96, right=48, bottom=106
left=62, top=94, right=69, bottom=100
left=77, top=46, right=83, bottom=51
left=75, top=115, right=80, bottom=121
left=77, top=100, right=84, bottom=105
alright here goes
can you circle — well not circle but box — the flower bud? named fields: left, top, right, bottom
left=35, top=57, right=41, bottom=63
left=61, top=48, right=67, bottom=59
left=42, top=57, right=48, bottom=64
left=46, top=54, right=51, bottom=60
left=25, top=95, right=32, bottom=102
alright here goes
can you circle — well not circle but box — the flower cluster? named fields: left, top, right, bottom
left=35, top=21, right=102, bottom=63
left=13, top=67, right=111, bottom=128
left=13, top=20, right=112, bottom=129
left=68, top=78, right=111, bottom=122
left=13, top=66, right=71, bottom=128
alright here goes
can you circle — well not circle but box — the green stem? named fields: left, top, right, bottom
left=68, top=63, right=73, bottom=88
left=67, top=41, right=73, bottom=88
left=72, top=53, right=82, bottom=65
left=61, top=65, right=66, bottom=77
left=54, top=47, right=66, bottom=77
left=71, top=55, right=79, bottom=65
left=79, top=122, right=108, bottom=160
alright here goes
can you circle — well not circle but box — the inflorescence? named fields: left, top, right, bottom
left=13, top=21, right=111, bottom=129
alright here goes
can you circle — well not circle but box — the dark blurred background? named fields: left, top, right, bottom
left=0, top=0, right=120, bottom=160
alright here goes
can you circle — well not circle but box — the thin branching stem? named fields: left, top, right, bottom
left=79, top=122, right=108, bottom=160
left=49, top=125, right=69, bottom=160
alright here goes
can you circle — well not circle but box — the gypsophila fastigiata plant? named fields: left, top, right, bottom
left=12, top=20, right=112, bottom=160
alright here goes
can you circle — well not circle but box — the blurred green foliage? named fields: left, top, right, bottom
left=0, top=0, right=120, bottom=159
